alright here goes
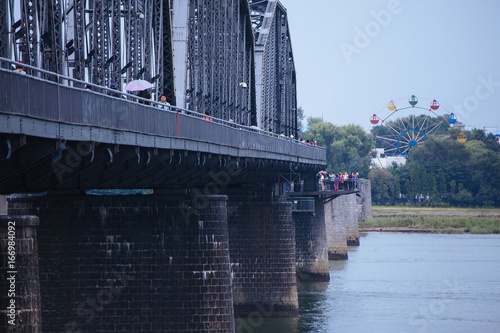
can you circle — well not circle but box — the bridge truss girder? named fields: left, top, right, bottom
left=3, top=0, right=175, bottom=101
left=179, top=0, right=256, bottom=125
left=250, top=0, right=297, bottom=137
left=0, top=0, right=9, bottom=59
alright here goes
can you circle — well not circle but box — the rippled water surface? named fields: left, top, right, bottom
left=237, top=233, right=500, bottom=333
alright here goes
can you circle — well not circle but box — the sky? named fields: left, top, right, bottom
left=282, top=0, right=500, bottom=132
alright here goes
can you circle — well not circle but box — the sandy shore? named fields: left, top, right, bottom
left=360, top=227, right=433, bottom=233
left=359, top=209, right=500, bottom=233
left=372, top=211, right=500, bottom=217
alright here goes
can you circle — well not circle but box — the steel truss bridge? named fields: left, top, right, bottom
left=1, top=0, right=297, bottom=135
left=0, top=0, right=323, bottom=194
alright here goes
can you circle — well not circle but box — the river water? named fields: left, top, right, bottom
left=236, top=232, right=500, bottom=333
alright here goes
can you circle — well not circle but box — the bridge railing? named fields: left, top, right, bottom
left=0, top=57, right=326, bottom=162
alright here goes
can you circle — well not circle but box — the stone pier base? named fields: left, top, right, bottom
left=0, top=215, right=41, bottom=333
left=0, top=195, right=7, bottom=215
left=8, top=193, right=235, bottom=333
left=357, top=179, right=373, bottom=221
left=227, top=189, right=298, bottom=317
left=333, top=194, right=360, bottom=246
left=294, top=197, right=330, bottom=282
left=325, top=200, right=348, bottom=260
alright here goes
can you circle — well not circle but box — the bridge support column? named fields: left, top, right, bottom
left=357, top=179, right=373, bottom=221
left=227, top=189, right=298, bottom=317
left=325, top=199, right=348, bottom=260
left=8, top=193, right=235, bottom=333
left=294, top=197, right=330, bottom=282
left=0, top=215, right=41, bottom=332
left=332, top=194, right=360, bottom=246
left=0, top=195, right=7, bottom=215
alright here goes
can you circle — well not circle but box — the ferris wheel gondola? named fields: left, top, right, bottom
left=409, top=95, right=418, bottom=107
left=370, top=95, right=458, bottom=163
left=430, top=99, right=440, bottom=110
left=370, top=114, right=380, bottom=124
left=447, top=113, right=457, bottom=124
left=457, top=132, right=467, bottom=143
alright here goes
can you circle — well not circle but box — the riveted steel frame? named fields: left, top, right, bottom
left=73, top=0, right=86, bottom=81
left=22, top=0, right=39, bottom=67
left=111, top=0, right=122, bottom=89
left=159, top=0, right=175, bottom=105
left=0, top=1, right=9, bottom=59
left=185, top=0, right=255, bottom=124
left=38, top=0, right=63, bottom=76
left=250, top=0, right=297, bottom=137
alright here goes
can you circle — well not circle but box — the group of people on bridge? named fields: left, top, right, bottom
left=318, top=172, right=359, bottom=191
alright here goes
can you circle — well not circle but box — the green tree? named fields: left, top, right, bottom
left=303, top=119, right=374, bottom=175
left=297, top=106, right=305, bottom=133
left=411, top=137, right=471, bottom=188
left=307, top=117, right=323, bottom=128
left=436, top=168, right=447, bottom=195
left=390, top=174, right=401, bottom=202
left=450, top=179, right=456, bottom=194
left=368, top=168, right=393, bottom=204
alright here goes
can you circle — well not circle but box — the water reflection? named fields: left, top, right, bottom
left=297, top=281, right=329, bottom=333
left=237, top=234, right=500, bottom=332
left=234, top=281, right=329, bottom=333
left=235, top=316, right=299, bottom=333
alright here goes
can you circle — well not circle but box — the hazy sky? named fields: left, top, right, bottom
left=283, top=0, right=500, bottom=132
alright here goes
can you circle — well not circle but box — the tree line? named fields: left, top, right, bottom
left=300, top=111, right=500, bottom=207
left=369, top=129, right=500, bottom=207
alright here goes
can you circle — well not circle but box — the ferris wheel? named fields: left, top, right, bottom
left=370, top=95, right=464, bottom=161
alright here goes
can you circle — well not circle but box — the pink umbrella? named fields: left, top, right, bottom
left=318, top=171, right=328, bottom=174
left=125, top=79, right=152, bottom=91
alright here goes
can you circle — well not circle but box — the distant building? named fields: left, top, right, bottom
left=491, top=131, right=500, bottom=145
left=371, top=148, right=406, bottom=168
left=484, top=126, right=497, bottom=134
left=483, top=126, right=500, bottom=144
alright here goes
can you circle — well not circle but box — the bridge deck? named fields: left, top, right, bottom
left=0, top=62, right=326, bottom=193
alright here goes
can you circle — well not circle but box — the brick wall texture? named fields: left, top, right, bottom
left=332, top=194, right=360, bottom=246
left=0, top=215, right=41, bottom=333
left=324, top=200, right=348, bottom=260
left=357, top=179, right=373, bottom=221
left=8, top=194, right=235, bottom=333
left=227, top=196, right=298, bottom=317
left=293, top=197, right=330, bottom=282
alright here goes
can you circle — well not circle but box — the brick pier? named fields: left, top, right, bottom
left=227, top=189, right=299, bottom=317
left=293, top=197, right=330, bottom=282
left=0, top=215, right=41, bottom=332
left=8, top=193, right=235, bottom=333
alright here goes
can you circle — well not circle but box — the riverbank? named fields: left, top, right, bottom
left=360, top=206, right=500, bottom=234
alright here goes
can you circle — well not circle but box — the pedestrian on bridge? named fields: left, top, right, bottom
left=108, top=83, right=122, bottom=98
left=202, top=111, right=213, bottom=121
left=158, top=94, right=171, bottom=110
left=13, top=60, right=26, bottom=74
left=137, top=89, right=152, bottom=106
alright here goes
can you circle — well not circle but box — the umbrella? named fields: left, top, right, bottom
left=125, top=79, right=152, bottom=91
left=317, top=171, right=328, bottom=174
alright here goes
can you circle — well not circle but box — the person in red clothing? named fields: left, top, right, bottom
left=202, top=111, right=213, bottom=121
